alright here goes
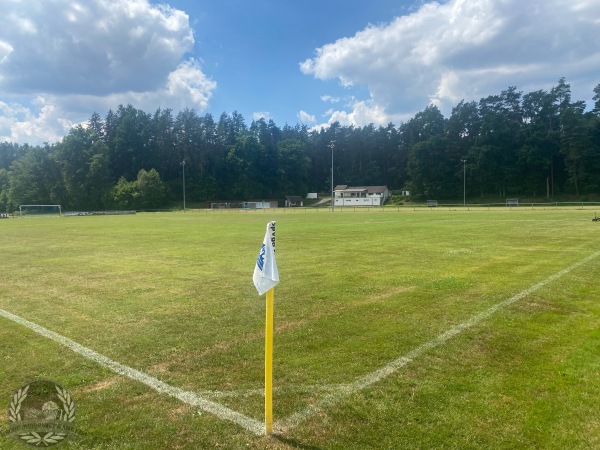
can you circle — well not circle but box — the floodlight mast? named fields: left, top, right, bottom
left=329, top=140, right=335, bottom=211
left=177, top=132, right=190, bottom=213
left=181, top=159, right=186, bottom=212
left=462, top=159, right=467, bottom=206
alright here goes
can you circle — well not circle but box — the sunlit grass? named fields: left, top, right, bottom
left=1, top=209, right=599, bottom=449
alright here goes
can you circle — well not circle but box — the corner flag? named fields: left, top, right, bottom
left=253, top=221, right=279, bottom=435
left=253, top=221, right=279, bottom=295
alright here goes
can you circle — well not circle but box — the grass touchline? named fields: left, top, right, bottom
left=1, top=209, right=598, bottom=449
left=0, top=307, right=264, bottom=435
left=2, top=249, right=597, bottom=436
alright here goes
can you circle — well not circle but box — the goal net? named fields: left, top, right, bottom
left=210, top=202, right=232, bottom=209
left=210, top=202, right=247, bottom=209
left=19, top=205, right=62, bottom=217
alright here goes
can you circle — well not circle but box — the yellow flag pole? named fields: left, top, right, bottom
left=265, top=287, right=274, bottom=434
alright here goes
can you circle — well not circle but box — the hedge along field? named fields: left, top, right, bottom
left=0, top=209, right=599, bottom=449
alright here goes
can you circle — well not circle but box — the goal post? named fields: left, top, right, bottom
left=210, top=202, right=232, bottom=209
left=210, top=202, right=248, bottom=209
left=19, top=205, right=62, bottom=217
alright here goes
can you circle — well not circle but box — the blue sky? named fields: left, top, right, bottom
left=0, top=0, right=599, bottom=144
left=177, top=0, right=414, bottom=122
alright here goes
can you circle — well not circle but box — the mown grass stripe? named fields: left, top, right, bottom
left=277, top=250, right=600, bottom=432
left=0, top=308, right=264, bottom=435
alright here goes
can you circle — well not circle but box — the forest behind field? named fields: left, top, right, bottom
left=1, top=77, right=599, bottom=211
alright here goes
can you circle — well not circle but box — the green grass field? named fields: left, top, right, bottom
left=1, top=208, right=599, bottom=449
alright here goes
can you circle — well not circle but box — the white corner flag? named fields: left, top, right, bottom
left=253, top=221, right=279, bottom=295
left=254, top=221, right=279, bottom=434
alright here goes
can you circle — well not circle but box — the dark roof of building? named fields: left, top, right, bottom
left=334, top=185, right=388, bottom=194
left=285, top=196, right=303, bottom=203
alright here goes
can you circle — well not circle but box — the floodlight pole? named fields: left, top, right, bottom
left=329, top=141, right=335, bottom=211
left=181, top=160, right=186, bottom=212
left=461, top=159, right=467, bottom=206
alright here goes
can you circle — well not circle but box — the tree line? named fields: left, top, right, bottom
left=1, top=77, right=599, bottom=212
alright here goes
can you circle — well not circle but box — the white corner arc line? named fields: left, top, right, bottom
left=277, top=251, right=600, bottom=433
left=0, top=308, right=264, bottom=435
left=198, top=383, right=349, bottom=399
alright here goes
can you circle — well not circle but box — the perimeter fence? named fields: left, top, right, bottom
left=161, top=201, right=600, bottom=214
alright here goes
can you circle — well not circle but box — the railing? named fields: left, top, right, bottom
left=143, top=201, right=600, bottom=213
left=43, top=201, right=600, bottom=216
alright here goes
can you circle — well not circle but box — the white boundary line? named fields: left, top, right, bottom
left=276, top=250, right=600, bottom=432
left=0, top=308, right=264, bottom=435
left=198, top=383, right=348, bottom=399
left=1, top=251, right=598, bottom=436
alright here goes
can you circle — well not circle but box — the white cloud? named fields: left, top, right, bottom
left=252, top=111, right=271, bottom=121
left=320, top=95, right=341, bottom=104
left=0, top=40, right=13, bottom=64
left=311, top=99, right=397, bottom=131
left=166, top=59, right=216, bottom=111
left=297, top=110, right=316, bottom=124
left=0, top=0, right=194, bottom=95
left=0, top=0, right=216, bottom=144
left=0, top=97, right=75, bottom=143
left=302, top=0, right=600, bottom=126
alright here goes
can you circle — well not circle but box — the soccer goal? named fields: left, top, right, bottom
left=19, top=205, right=62, bottom=218
left=210, top=202, right=232, bottom=209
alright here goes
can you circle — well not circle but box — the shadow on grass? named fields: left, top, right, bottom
left=271, top=434, right=323, bottom=450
